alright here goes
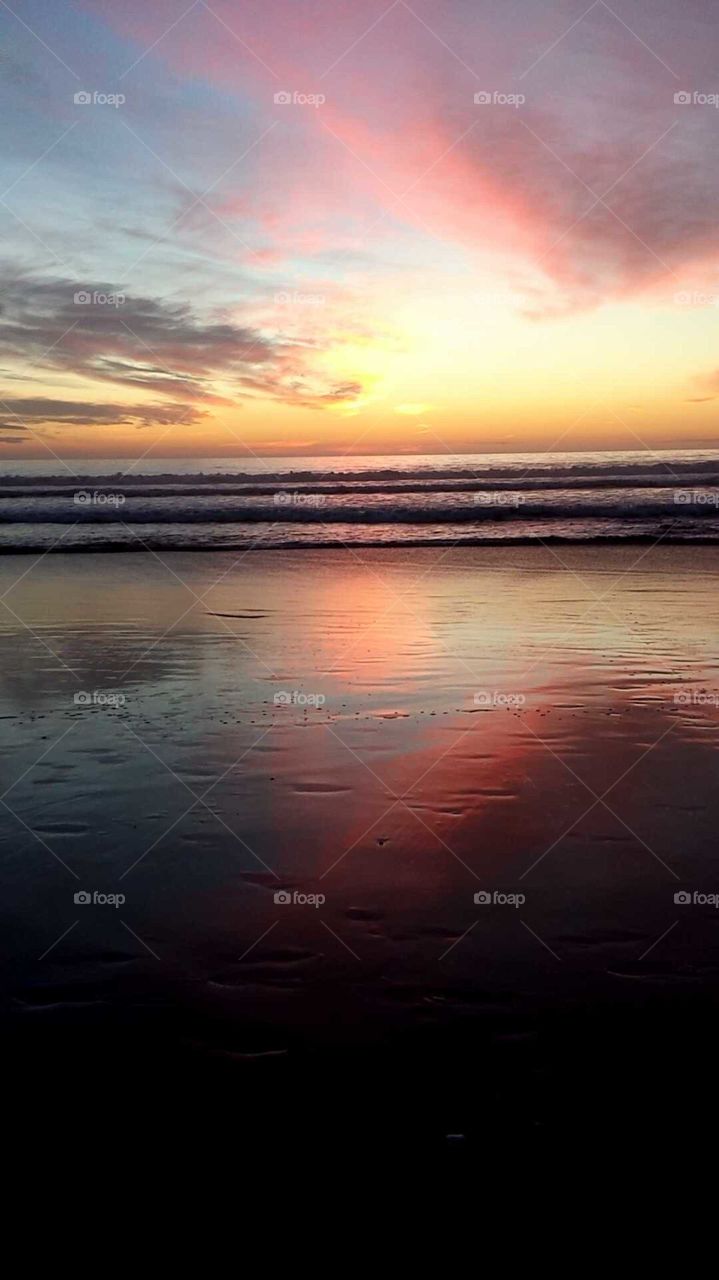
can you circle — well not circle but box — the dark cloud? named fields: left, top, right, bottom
left=0, top=395, right=204, bottom=431
left=237, top=372, right=363, bottom=409
left=0, top=270, right=364, bottom=413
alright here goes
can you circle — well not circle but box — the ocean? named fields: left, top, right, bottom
left=2, top=449, right=719, bottom=550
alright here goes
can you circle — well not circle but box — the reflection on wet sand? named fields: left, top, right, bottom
left=2, top=546, right=719, bottom=1145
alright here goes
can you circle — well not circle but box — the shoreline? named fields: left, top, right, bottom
left=3, top=530, right=719, bottom=552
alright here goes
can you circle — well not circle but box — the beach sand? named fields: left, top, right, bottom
left=2, top=545, right=719, bottom=1155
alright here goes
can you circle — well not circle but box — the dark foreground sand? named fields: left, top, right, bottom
left=1, top=545, right=719, bottom=1158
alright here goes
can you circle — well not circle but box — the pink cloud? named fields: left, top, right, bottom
left=78, top=0, right=719, bottom=312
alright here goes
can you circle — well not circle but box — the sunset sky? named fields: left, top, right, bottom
left=1, top=0, right=719, bottom=458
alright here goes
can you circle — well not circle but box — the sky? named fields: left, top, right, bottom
left=1, top=0, right=719, bottom=459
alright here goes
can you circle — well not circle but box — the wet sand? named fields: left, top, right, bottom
left=2, top=545, right=719, bottom=1156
